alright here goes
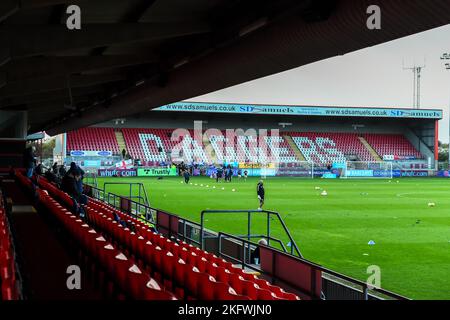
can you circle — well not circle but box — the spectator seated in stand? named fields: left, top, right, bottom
left=61, top=168, right=88, bottom=219
left=250, top=238, right=268, bottom=265
left=34, top=163, right=45, bottom=176
left=45, top=168, right=60, bottom=186
left=58, top=164, right=67, bottom=177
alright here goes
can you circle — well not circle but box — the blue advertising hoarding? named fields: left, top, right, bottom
left=154, top=102, right=442, bottom=120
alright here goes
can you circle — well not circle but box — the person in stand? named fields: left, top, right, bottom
left=52, top=162, right=59, bottom=175
left=45, top=166, right=60, bottom=185
left=122, top=148, right=126, bottom=159
left=257, top=180, right=265, bottom=210
left=61, top=168, right=88, bottom=219
left=250, top=238, right=268, bottom=264
left=23, top=146, right=37, bottom=178
left=34, top=163, right=45, bottom=176
left=58, top=164, right=67, bottom=177
left=68, top=162, right=85, bottom=195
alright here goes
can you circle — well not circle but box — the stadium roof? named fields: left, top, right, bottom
left=0, top=0, right=449, bottom=135
left=154, top=102, right=444, bottom=120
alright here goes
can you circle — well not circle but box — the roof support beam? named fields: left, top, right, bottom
left=21, top=0, right=84, bottom=9
left=0, top=72, right=6, bottom=89
left=2, top=55, right=158, bottom=82
left=92, top=0, right=158, bottom=56
left=0, top=86, right=103, bottom=108
left=0, top=0, right=19, bottom=23
left=0, top=47, right=11, bottom=67
left=0, top=74, right=124, bottom=98
left=45, top=0, right=450, bottom=135
left=1, top=23, right=211, bottom=59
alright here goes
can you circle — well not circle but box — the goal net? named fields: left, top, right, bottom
left=341, top=161, right=393, bottom=179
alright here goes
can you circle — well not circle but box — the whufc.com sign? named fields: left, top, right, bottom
left=98, top=169, right=137, bottom=177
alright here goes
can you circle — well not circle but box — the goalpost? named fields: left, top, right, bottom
left=341, top=161, right=393, bottom=179
left=260, top=162, right=271, bottom=180
left=263, top=161, right=315, bottom=179
left=294, top=161, right=315, bottom=179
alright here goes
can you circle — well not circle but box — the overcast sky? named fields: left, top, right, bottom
left=189, top=24, right=450, bottom=142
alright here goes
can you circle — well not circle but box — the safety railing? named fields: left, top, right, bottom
left=200, top=209, right=302, bottom=258
left=214, top=232, right=409, bottom=300
left=84, top=184, right=409, bottom=300
left=102, top=182, right=150, bottom=207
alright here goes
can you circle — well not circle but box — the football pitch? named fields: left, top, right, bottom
left=95, top=176, right=450, bottom=299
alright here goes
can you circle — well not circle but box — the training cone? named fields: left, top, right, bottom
left=321, top=190, right=328, bottom=196
left=428, top=202, right=435, bottom=207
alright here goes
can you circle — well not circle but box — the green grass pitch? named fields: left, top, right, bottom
left=95, top=176, right=450, bottom=299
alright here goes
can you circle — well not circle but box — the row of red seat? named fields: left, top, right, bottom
left=67, top=127, right=423, bottom=164
left=66, top=127, right=120, bottom=154
left=33, top=173, right=299, bottom=300
left=86, top=199, right=298, bottom=300
left=26, top=171, right=299, bottom=300
left=15, top=171, right=176, bottom=300
left=34, top=176, right=253, bottom=299
left=85, top=202, right=251, bottom=300
left=29, top=174, right=246, bottom=299
left=0, top=190, right=20, bottom=300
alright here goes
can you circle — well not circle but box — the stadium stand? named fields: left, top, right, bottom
left=117, top=128, right=300, bottom=164
left=0, top=191, right=20, bottom=300
left=66, top=128, right=120, bottom=155
left=14, top=171, right=299, bottom=300
left=290, top=132, right=374, bottom=164
left=363, top=134, right=422, bottom=159
left=122, top=128, right=174, bottom=163
left=66, top=128, right=423, bottom=165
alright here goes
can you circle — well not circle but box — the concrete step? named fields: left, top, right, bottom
left=284, top=135, right=306, bottom=161
left=358, top=136, right=382, bottom=161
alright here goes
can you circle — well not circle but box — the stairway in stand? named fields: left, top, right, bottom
left=115, top=130, right=127, bottom=156
left=358, top=136, right=382, bottom=161
left=203, top=134, right=217, bottom=164
left=284, top=135, right=306, bottom=161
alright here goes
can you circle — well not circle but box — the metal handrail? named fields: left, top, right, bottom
left=215, top=231, right=408, bottom=300
left=200, top=209, right=302, bottom=258
left=84, top=184, right=408, bottom=300
left=86, top=184, right=201, bottom=244
left=103, top=182, right=149, bottom=206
